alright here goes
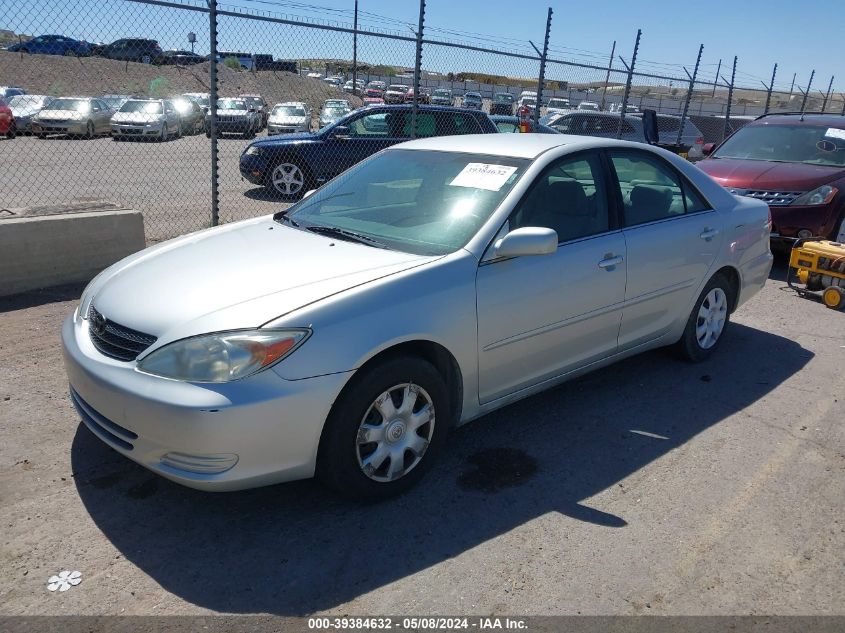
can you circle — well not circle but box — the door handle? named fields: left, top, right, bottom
left=598, top=255, right=624, bottom=269
left=700, top=228, right=719, bottom=241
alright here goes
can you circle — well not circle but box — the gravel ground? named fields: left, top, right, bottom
left=0, top=259, right=843, bottom=616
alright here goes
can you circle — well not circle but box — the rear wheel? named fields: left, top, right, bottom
left=141, top=54, right=152, bottom=64
left=84, top=120, right=94, bottom=139
left=674, top=273, right=733, bottom=362
left=159, top=122, right=168, bottom=142
left=822, top=286, right=845, bottom=310
left=6, top=122, right=16, bottom=139
left=317, top=356, right=450, bottom=499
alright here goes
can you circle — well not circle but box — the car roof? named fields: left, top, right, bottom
left=396, top=133, right=640, bottom=158
left=752, top=113, right=845, bottom=128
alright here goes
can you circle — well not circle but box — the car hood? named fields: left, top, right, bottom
left=11, top=107, right=41, bottom=117
left=36, top=109, right=82, bottom=120
left=251, top=131, right=317, bottom=145
left=87, top=217, right=435, bottom=345
left=697, top=157, right=845, bottom=191
left=269, top=115, right=307, bottom=124
left=112, top=111, right=163, bottom=123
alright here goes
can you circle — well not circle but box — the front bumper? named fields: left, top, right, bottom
left=239, top=153, right=270, bottom=184
left=31, top=120, right=86, bottom=135
left=62, top=312, right=352, bottom=491
left=267, top=124, right=305, bottom=135
left=111, top=121, right=164, bottom=137
left=770, top=202, right=842, bottom=241
left=212, top=119, right=254, bottom=133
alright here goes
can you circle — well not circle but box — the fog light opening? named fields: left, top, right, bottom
left=797, top=229, right=814, bottom=239
left=160, top=452, right=239, bottom=475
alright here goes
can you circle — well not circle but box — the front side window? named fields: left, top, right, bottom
left=609, top=151, right=708, bottom=226
left=510, top=152, right=610, bottom=243
left=287, top=149, right=528, bottom=255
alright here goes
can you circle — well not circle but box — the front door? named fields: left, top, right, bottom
left=476, top=151, right=627, bottom=403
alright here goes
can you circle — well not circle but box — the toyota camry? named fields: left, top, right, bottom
left=62, top=134, right=773, bottom=499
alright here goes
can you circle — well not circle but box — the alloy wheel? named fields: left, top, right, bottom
left=696, top=287, right=728, bottom=350
left=355, top=383, right=435, bottom=482
left=271, top=163, right=305, bottom=196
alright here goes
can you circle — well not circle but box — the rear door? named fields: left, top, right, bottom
left=608, top=149, right=723, bottom=350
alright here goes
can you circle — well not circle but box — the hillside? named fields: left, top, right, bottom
left=0, top=50, right=361, bottom=113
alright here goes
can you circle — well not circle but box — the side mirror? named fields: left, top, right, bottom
left=493, top=227, right=558, bottom=258
left=302, top=189, right=316, bottom=199
left=702, top=143, right=715, bottom=156
left=332, top=125, right=350, bottom=139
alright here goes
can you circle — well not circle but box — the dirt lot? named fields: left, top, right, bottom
left=0, top=260, right=843, bottom=616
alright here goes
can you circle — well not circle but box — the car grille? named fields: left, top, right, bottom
left=88, top=305, right=157, bottom=361
left=70, top=387, right=137, bottom=451
left=218, top=115, right=243, bottom=122
left=731, top=189, right=803, bottom=206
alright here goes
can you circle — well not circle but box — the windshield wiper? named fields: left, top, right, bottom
left=273, top=209, right=300, bottom=227
left=304, top=225, right=387, bottom=248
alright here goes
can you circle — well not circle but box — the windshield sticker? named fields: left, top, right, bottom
left=824, top=127, right=845, bottom=141
left=449, top=163, right=518, bottom=191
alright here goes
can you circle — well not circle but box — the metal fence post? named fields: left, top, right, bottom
left=532, top=8, right=553, bottom=128
left=677, top=44, right=703, bottom=147
left=711, top=59, right=721, bottom=98
left=411, top=0, right=425, bottom=138
left=800, top=70, right=815, bottom=114
left=822, top=75, right=834, bottom=112
left=351, top=0, right=358, bottom=94
left=721, top=56, right=737, bottom=142
left=208, top=0, right=219, bottom=227
left=763, top=63, right=777, bottom=115
left=788, top=72, right=796, bottom=99
left=599, top=40, right=616, bottom=111
left=617, top=29, right=641, bottom=140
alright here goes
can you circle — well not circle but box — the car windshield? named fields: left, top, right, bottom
left=548, top=99, right=569, bottom=108
left=218, top=99, right=246, bottom=110
left=322, top=107, right=346, bottom=117
left=494, top=94, right=514, bottom=102
left=9, top=95, right=49, bottom=109
left=48, top=98, right=90, bottom=112
left=273, top=105, right=305, bottom=117
left=388, top=85, right=405, bottom=92
left=712, top=123, right=845, bottom=166
left=172, top=99, right=194, bottom=113
left=433, top=90, right=450, bottom=96
left=120, top=101, right=162, bottom=113
left=287, top=149, right=528, bottom=256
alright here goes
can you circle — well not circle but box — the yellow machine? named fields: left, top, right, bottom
left=788, top=238, right=845, bottom=310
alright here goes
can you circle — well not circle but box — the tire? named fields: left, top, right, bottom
left=141, top=54, right=152, bottom=64
left=112, top=135, right=122, bottom=142
left=674, top=273, right=734, bottom=362
left=6, top=122, right=16, bottom=139
left=205, top=129, right=212, bottom=138
left=266, top=158, right=311, bottom=200
left=64, top=49, right=76, bottom=57
left=834, top=214, right=845, bottom=243
left=36, top=132, right=46, bottom=139
left=174, top=122, right=182, bottom=139
left=316, top=355, right=450, bottom=499
left=243, top=126, right=256, bottom=139
left=159, top=123, right=168, bottom=142
left=84, top=120, right=94, bottom=140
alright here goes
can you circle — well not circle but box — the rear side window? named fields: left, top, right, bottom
left=609, top=150, right=710, bottom=226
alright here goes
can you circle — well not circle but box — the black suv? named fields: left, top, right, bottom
left=102, top=39, right=165, bottom=65
left=240, top=104, right=498, bottom=199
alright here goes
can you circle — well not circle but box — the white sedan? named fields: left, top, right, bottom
left=62, top=134, right=773, bottom=499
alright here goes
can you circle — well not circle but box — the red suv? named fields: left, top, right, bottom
left=698, top=113, right=845, bottom=247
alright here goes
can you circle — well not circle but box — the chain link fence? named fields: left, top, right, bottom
left=1, top=0, right=842, bottom=243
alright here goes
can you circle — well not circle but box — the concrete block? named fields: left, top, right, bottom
left=0, top=210, right=145, bottom=297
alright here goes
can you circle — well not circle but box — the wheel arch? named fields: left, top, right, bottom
left=712, top=264, right=741, bottom=313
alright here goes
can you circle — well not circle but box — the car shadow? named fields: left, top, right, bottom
left=71, top=323, right=811, bottom=614
left=0, top=282, right=85, bottom=313
left=243, top=186, right=290, bottom=203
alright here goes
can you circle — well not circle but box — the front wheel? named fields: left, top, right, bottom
left=674, top=274, right=733, bottom=362
left=316, top=356, right=450, bottom=499
left=6, top=122, right=16, bottom=139
left=84, top=120, right=94, bottom=139
left=267, top=159, right=309, bottom=200
left=159, top=122, right=168, bottom=142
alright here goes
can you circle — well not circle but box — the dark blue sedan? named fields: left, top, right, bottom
left=7, top=34, right=92, bottom=56
left=239, top=104, right=497, bottom=199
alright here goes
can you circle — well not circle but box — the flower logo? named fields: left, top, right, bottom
left=47, top=570, right=81, bottom=592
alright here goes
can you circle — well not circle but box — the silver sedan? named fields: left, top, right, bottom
left=62, top=134, right=773, bottom=499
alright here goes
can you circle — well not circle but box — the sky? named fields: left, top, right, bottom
left=4, top=0, right=839, bottom=94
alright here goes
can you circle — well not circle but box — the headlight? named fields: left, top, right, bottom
left=792, top=185, right=838, bottom=206
left=245, top=146, right=261, bottom=156
left=137, top=329, right=310, bottom=382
